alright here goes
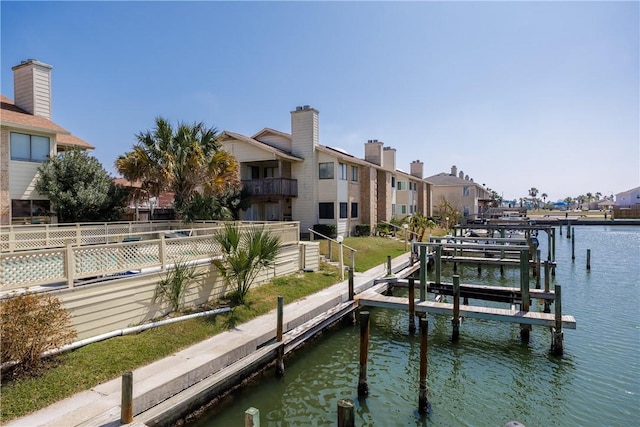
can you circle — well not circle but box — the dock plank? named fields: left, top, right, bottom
left=357, top=292, right=576, bottom=329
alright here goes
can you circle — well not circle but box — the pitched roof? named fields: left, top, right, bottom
left=220, top=130, right=303, bottom=162
left=425, top=172, right=481, bottom=187
left=0, top=94, right=94, bottom=149
left=251, top=127, right=292, bottom=141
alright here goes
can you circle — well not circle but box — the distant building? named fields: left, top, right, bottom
left=425, top=165, right=492, bottom=219
left=615, top=187, right=640, bottom=207
left=219, top=106, right=432, bottom=236
left=1, top=59, right=94, bottom=225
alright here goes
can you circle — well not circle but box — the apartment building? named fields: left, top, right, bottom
left=220, top=106, right=432, bottom=236
left=0, top=59, right=94, bottom=225
left=425, top=165, right=492, bottom=219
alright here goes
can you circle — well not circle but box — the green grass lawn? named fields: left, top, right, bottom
left=318, top=236, right=409, bottom=271
left=0, top=236, right=406, bottom=422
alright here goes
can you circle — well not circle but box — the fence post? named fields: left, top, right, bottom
left=159, top=234, right=167, bottom=269
left=65, top=241, right=75, bottom=288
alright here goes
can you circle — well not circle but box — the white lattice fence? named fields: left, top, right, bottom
left=165, top=235, right=219, bottom=264
left=73, top=241, right=161, bottom=279
left=0, top=249, right=66, bottom=287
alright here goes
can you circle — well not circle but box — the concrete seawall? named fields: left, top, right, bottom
left=7, top=254, right=412, bottom=427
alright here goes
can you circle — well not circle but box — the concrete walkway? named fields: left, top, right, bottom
left=7, top=254, right=412, bottom=427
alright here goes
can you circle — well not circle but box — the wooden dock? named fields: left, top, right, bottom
left=391, top=279, right=555, bottom=303
left=357, top=291, right=576, bottom=329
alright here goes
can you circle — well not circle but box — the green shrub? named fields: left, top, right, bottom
left=312, top=224, right=337, bottom=239
left=354, top=224, right=371, bottom=236
left=1, top=292, right=76, bottom=374
left=154, top=260, right=203, bottom=312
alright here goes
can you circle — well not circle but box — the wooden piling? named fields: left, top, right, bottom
left=337, top=399, right=355, bottom=427
left=245, top=407, right=260, bottom=427
left=386, top=255, right=392, bottom=277
left=571, top=234, right=575, bottom=261
left=276, top=296, right=285, bottom=377
left=419, top=246, right=427, bottom=301
left=358, top=311, right=370, bottom=397
left=519, top=249, right=531, bottom=343
left=477, top=263, right=482, bottom=274
left=434, top=245, right=442, bottom=285
left=543, top=260, right=551, bottom=313
left=567, top=223, right=571, bottom=239
left=587, top=249, right=591, bottom=270
left=408, top=277, right=416, bottom=334
left=452, top=275, right=460, bottom=341
left=418, top=317, right=430, bottom=414
left=535, top=249, right=541, bottom=289
left=348, top=267, right=354, bottom=301
left=121, top=371, right=133, bottom=424
left=552, top=285, right=564, bottom=356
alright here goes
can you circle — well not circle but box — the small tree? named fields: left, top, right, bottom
left=36, top=149, right=127, bottom=222
left=1, top=292, right=76, bottom=375
left=213, top=224, right=281, bottom=304
left=408, top=212, right=436, bottom=242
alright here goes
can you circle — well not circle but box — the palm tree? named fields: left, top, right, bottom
left=213, top=224, right=281, bottom=304
left=115, top=117, right=241, bottom=219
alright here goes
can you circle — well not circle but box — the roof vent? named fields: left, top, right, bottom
left=296, top=106, right=303, bottom=111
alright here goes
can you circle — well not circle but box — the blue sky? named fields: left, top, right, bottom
left=2, top=1, right=638, bottom=203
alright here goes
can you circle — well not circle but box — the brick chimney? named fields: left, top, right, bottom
left=12, top=59, right=53, bottom=119
left=410, top=160, right=423, bottom=179
left=451, top=165, right=457, bottom=176
left=382, top=146, right=396, bottom=171
left=364, top=139, right=384, bottom=166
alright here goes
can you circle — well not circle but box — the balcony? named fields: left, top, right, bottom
left=242, top=178, right=298, bottom=198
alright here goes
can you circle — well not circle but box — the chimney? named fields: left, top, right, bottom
left=364, top=139, right=384, bottom=166
left=465, top=174, right=469, bottom=181
left=382, top=146, right=396, bottom=171
left=451, top=165, right=458, bottom=176
left=12, top=59, right=53, bottom=119
left=291, top=105, right=319, bottom=157
left=410, top=160, right=423, bottom=179
left=459, top=171, right=464, bottom=179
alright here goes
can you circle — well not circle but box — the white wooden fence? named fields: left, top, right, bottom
left=0, top=221, right=300, bottom=291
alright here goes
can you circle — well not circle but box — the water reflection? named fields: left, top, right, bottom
left=190, top=226, right=638, bottom=426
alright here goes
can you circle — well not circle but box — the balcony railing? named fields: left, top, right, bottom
left=242, top=178, right=298, bottom=198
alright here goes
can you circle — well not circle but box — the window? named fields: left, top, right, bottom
left=463, top=186, right=470, bottom=196
left=319, top=162, right=334, bottom=179
left=319, top=202, right=334, bottom=219
left=392, top=204, right=396, bottom=215
left=410, top=205, right=414, bottom=214
left=10, top=132, right=50, bottom=162
left=391, top=177, right=396, bottom=188
left=339, top=202, right=348, bottom=218
left=351, top=202, right=358, bottom=218
left=250, top=166, right=260, bottom=179
left=351, top=165, right=358, bottom=182
left=399, top=205, right=407, bottom=215
left=11, top=199, right=50, bottom=222
left=264, top=167, right=276, bottom=178
left=338, top=163, right=347, bottom=180
left=397, top=181, right=406, bottom=191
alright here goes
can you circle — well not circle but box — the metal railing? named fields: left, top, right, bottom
left=308, top=229, right=356, bottom=280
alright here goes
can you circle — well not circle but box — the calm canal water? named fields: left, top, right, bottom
left=191, top=225, right=639, bottom=426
